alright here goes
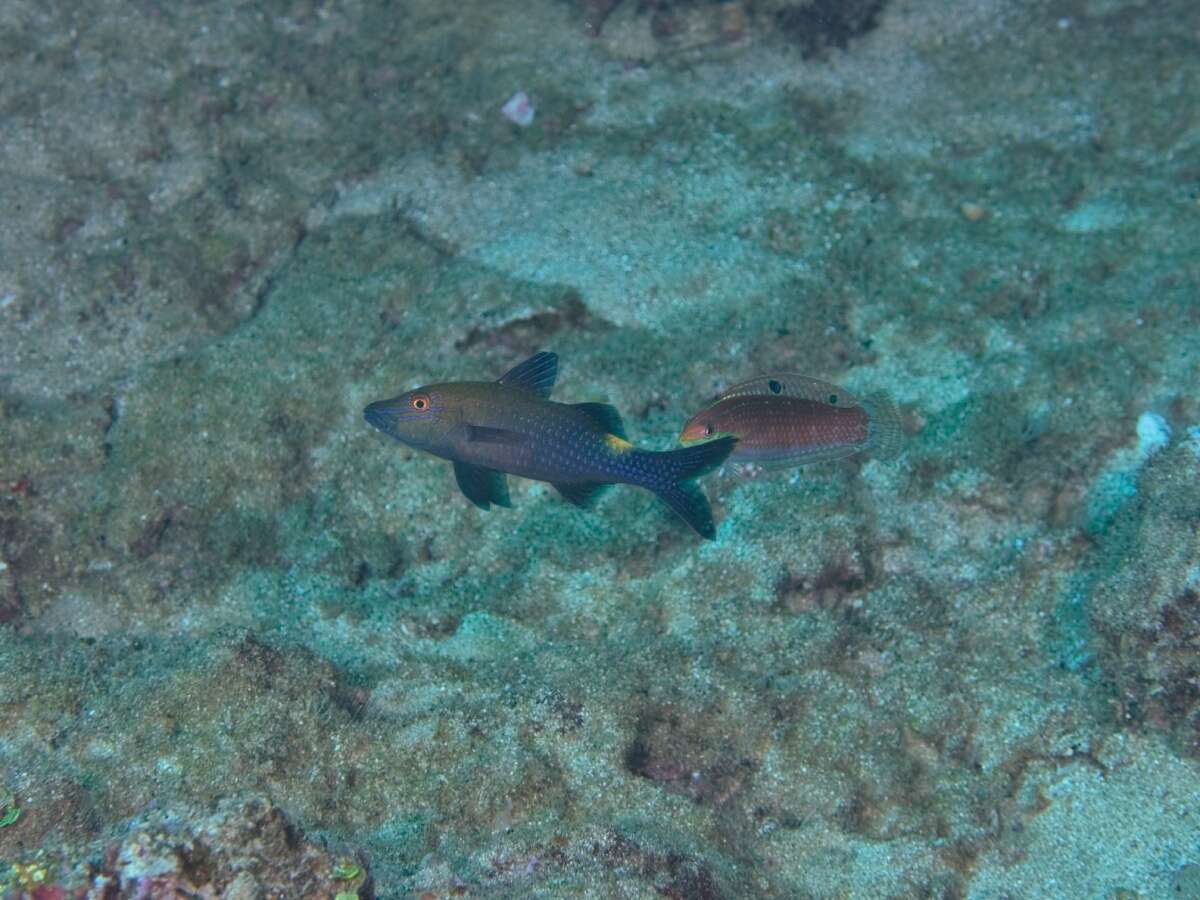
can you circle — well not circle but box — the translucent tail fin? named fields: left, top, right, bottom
left=862, top=392, right=904, bottom=461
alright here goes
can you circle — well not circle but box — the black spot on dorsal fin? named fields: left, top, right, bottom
left=571, top=402, right=626, bottom=439
left=497, top=351, right=557, bottom=399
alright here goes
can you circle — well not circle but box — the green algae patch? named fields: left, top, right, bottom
left=0, top=788, right=19, bottom=828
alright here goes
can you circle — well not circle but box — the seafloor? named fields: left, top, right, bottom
left=1, top=1, right=1198, bottom=897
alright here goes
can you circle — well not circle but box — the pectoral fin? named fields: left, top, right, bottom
left=453, top=460, right=512, bottom=510
left=465, top=424, right=527, bottom=445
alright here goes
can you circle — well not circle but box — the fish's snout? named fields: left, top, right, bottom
left=363, top=391, right=446, bottom=448
left=679, top=417, right=712, bottom=445
left=363, top=400, right=398, bottom=435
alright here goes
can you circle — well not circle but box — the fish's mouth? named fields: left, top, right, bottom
left=679, top=427, right=737, bottom=446
left=363, top=398, right=457, bottom=448
left=363, top=400, right=400, bottom=435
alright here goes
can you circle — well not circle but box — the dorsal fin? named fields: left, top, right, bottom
left=716, top=373, right=860, bottom=408
left=571, top=402, right=626, bottom=439
left=497, top=351, right=557, bottom=399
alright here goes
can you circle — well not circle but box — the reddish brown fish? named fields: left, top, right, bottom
left=679, top=374, right=901, bottom=468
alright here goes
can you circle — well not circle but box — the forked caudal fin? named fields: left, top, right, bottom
left=652, top=480, right=719, bottom=540
left=645, top=435, right=737, bottom=539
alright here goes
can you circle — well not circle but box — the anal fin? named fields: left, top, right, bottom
left=553, top=481, right=610, bottom=509
left=453, top=460, right=512, bottom=510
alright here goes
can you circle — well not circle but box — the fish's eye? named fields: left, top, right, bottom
left=703, top=423, right=714, bottom=437
left=768, top=379, right=783, bottom=394
left=828, top=393, right=838, bottom=405
left=411, top=393, right=430, bottom=411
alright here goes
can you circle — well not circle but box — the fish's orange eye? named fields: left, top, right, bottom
left=703, top=423, right=713, bottom=437
left=411, top=394, right=430, bottom=411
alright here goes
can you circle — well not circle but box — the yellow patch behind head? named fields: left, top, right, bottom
left=605, top=433, right=634, bottom=453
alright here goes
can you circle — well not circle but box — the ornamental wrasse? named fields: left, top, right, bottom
left=364, top=352, right=737, bottom=539
left=679, top=373, right=902, bottom=468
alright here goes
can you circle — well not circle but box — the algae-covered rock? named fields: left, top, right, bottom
left=0, top=797, right=372, bottom=898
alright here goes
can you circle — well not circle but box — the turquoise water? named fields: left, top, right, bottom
left=1, top=1, right=1198, bottom=897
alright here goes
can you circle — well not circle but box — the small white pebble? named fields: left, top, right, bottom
left=501, top=91, right=535, bottom=127
left=1135, top=411, right=1171, bottom=459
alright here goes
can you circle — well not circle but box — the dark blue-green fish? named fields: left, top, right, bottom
left=363, top=351, right=737, bottom=539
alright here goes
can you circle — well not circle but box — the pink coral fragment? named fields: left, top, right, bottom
left=501, top=91, right=535, bottom=127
